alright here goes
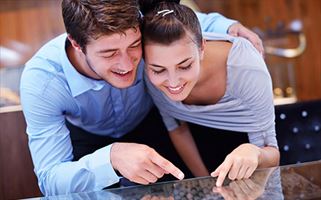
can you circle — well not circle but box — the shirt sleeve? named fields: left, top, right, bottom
left=158, top=109, right=180, bottom=132
left=20, top=68, right=119, bottom=196
left=196, top=12, right=237, bottom=34
left=229, top=38, right=278, bottom=148
left=237, top=70, right=278, bottom=148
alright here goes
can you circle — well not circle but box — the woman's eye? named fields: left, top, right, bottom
left=180, top=64, right=192, bottom=70
left=152, top=69, right=165, bottom=74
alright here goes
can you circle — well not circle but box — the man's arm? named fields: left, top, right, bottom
left=20, top=69, right=119, bottom=195
left=228, top=23, right=264, bottom=54
left=196, top=12, right=236, bottom=34
left=21, top=67, right=184, bottom=195
left=196, top=12, right=264, bottom=54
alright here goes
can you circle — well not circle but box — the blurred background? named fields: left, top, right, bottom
left=0, top=0, right=320, bottom=109
left=1, top=0, right=321, bottom=110
left=0, top=0, right=63, bottom=109
left=190, top=0, right=321, bottom=105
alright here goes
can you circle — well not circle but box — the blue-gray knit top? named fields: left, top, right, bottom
left=145, top=33, right=278, bottom=148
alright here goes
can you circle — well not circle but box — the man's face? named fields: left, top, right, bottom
left=84, top=27, right=142, bottom=88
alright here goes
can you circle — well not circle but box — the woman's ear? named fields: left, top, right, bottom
left=199, top=39, right=206, bottom=60
left=67, top=34, right=83, bottom=53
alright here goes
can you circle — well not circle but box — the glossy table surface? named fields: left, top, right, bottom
left=37, top=160, right=321, bottom=200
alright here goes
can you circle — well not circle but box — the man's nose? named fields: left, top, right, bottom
left=118, top=53, right=134, bottom=71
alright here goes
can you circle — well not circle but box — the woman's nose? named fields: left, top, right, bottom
left=168, top=73, right=180, bottom=87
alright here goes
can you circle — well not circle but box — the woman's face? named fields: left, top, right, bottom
left=144, top=36, right=204, bottom=101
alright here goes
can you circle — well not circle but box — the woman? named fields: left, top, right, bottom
left=141, top=0, right=280, bottom=187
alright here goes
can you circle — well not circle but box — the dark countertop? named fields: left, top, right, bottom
left=38, top=160, right=321, bottom=200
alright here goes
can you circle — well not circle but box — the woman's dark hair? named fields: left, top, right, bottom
left=139, top=0, right=202, bottom=47
left=139, top=0, right=180, bottom=15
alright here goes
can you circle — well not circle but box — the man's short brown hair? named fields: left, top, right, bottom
left=62, top=0, right=141, bottom=50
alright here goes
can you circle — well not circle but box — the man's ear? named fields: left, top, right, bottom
left=67, top=34, right=83, bottom=53
left=199, top=39, right=206, bottom=60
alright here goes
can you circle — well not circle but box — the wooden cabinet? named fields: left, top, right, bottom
left=0, top=110, right=41, bottom=199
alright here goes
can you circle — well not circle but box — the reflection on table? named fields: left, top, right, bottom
left=37, top=160, right=321, bottom=200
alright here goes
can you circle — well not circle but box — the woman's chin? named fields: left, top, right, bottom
left=165, top=92, right=187, bottom=102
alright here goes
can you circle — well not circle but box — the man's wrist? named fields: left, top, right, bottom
left=110, top=142, right=119, bottom=171
left=227, top=22, right=240, bottom=34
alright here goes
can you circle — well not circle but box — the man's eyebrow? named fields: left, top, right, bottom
left=97, top=48, right=117, bottom=54
left=97, top=37, right=141, bottom=54
left=130, top=38, right=142, bottom=46
left=149, top=57, right=192, bottom=68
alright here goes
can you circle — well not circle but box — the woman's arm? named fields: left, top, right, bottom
left=169, top=122, right=209, bottom=177
left=258, top=145, right=280, bottom=168
left=210, top=37, right=280, bottom=187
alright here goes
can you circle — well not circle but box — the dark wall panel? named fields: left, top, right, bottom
left=0, top=111, right=42, bottom=199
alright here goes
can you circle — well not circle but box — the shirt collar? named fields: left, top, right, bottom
left=59, top=33, right=105, bottom=97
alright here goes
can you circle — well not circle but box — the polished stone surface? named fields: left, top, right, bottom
left=37, top=160, right=321, bottom=200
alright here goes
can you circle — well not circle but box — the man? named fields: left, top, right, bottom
left=20, top=0, right=263, bottom=196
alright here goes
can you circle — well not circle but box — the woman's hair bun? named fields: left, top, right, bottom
left=139, top=0, right=180, bottom=15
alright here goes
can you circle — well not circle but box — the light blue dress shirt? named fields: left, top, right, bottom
left=20, top=13, right=236, bottom=196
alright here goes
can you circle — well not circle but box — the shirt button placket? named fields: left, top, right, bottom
left=111, top=88, right=125, bottom=136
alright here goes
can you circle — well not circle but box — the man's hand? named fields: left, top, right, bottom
left=228, top=22, right=264, bottom=55
left=110, top=142, right=184, bottom=185
left=211, top=143, right=261, bottom=187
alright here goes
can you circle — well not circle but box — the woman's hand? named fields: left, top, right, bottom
left=212, top=178, right=265, bottom=200
left=211, top=143, right=261, bottom=187
left=212, top=168, right=274, bottom=199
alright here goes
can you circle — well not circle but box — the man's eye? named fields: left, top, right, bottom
left=103, top=52, right=117, bottom=58
left=130, top=42, right=141, bottom=48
